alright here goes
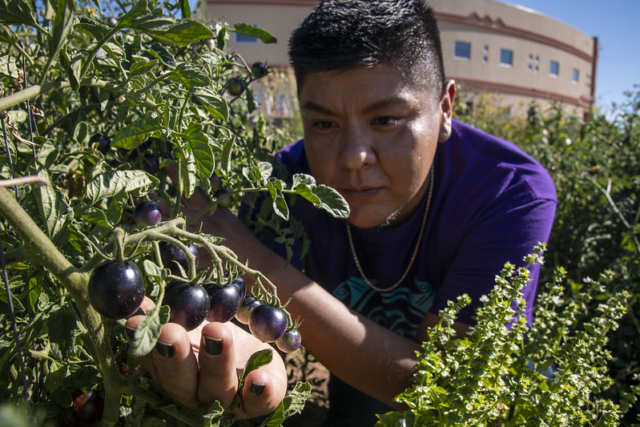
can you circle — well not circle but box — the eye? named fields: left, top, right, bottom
left=373, top=116, right=401, bottom=126
left=312, top=120, right=336, bottom=130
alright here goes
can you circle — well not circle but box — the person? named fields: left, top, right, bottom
left=126, top=0, right=557, bottom=425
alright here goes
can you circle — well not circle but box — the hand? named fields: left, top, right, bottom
left=125, top=298, right=288, bottom=419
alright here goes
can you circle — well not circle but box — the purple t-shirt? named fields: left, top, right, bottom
left=259, top=119, right=557, bottom=334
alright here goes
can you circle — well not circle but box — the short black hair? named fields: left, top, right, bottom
left=288, top=0, right=445, bottom=101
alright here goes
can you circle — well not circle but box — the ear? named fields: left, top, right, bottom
left=438, top=80, right=456, bottom=142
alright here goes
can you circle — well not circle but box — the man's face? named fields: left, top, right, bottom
left=300, top=65, right=452, bottom=229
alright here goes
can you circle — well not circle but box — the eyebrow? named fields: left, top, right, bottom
left=301, top=96, right=411, bottom=116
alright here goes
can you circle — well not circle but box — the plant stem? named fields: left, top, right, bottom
left=0, top=187, right=126, bottom=426
left=124, top=384, right=204, bottom=427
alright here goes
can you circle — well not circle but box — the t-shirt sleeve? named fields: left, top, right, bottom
left=429, top=176, right=557, bottom=326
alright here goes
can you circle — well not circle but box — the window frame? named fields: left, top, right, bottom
left=499, top=48, right=514, bottom=67
left=550, top=60, right=560, bottom=77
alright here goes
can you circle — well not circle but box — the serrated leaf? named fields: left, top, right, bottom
left=48, top=305, right=80, bottom=359
left=111, top=114, right=164, bottom=149
left=192, top=89, right=228, bottom=120
left=232, top=23, right=277, bottom=44
left=310, top=185, right=350, bottom=218
left=75, top=17, right=111, bottom=40
left=0, top=24, right=18, bottom=44
left=143, top=259, right=168, bottom=282
left=73, top=121, right=89, bottom=146
left=102, top=41, right=126, bottom=59
left=145, top=43, right=176, bottom=67
left=258, top=162, right=273, bottom=184
left=130, top=15, right=213, bottom=46
left=238, top=348, right=272, bottom=388
left=268, top=182, right=289, bottom=220
left=98, top=87, right=111, bottom=111
left=44, top=361, right=67, bottom=393
left=35, top=169, right=69, bottom=238
left=292, top=182, right=321, bottom=205
left=73, top=201, right=112, bottom=228
left=0, top=0, right=38, bottom=26
left=179, top=148, right=197, bottom=198
left=221, top=137, right=234, bottom=175
left=198, top=400, right=224, bottom=423
left=186, top=124, right=214, bottom=180
left=0, top=54, right=19, bottom=79
left=129, top=57, right=158, bottom=77
left=84, top=170, right=159, bottom=205
left=59, top=47, right=82, bottom=91
left=259, top=382, right=311, bottom=426
left=292, top=173, right=315, bottom=187
left=129, top=305, right=170, bottom=358
left=118, top=0, right=150, bottom=27
left=169, top=62, right=210, bottom=89
left=49, top=0, right=76, bottom=69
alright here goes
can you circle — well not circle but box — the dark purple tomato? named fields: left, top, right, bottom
left=235, top=295, right=261, bottom=325
left=251, top=61, right=269, bottom=79
left=159, top=241, right=200, bottom=276
left=227, top=78, right=246, bottom=96
left=249, top=305, right=287, bottom=343
left=72, top=390, right=104, bottom=426
left=90, top=134, right=111, bottom=154
left=231, top=277, right=246, bottom=301
left=134, top=201, right=162, bottom=227
left=276, top=329, right=302, bottom=353
left=215, top=188, right=231, bottom=208
left=211, top=174, right=222, bottom=191
left=109, top=159, right=123, bottom=169
left=205, top=279, right=244, bottom=323
left=143, top=155, right=159, bottom=174
left=163, top=282, right=210, bottom=331
left=88, top=261, right=144, bottom=320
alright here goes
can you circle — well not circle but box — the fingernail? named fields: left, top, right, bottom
left=204, top=336, right=223, bottom=356
left=155, top=341, right=174, bottom=358
left=250, top=382, right=265, bottom=396
left=124, top=326, right=136, bottom=340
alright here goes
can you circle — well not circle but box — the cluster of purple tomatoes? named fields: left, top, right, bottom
left=86, top=200, right=301, bottom=353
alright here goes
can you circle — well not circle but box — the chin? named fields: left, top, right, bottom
left=347, top=210, right=399, bottom=230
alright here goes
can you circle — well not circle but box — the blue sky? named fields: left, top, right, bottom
left=190, top=0, right=639, bottom=114
left=506, top=0, right=640, bottom=113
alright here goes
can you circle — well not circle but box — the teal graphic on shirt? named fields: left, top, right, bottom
left=332, top=278, right=435, bottom=338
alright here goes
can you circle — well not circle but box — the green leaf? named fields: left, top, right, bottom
left=169, top=62, right=211, bottom=89
left=0, top=0, right=38, bottom=27
left=232, top=23, right=277, bottom=44
left=198, top=400, right=224, bottom=423
left=310, top=185, right=350, bottom=219
left=179, top=0, right=191, bottom=19
left=145, top=43, right=176, bottom=68
left=35, top=169, right=70, bottom=239
left=186, top=123, right=215, bottom=180
left=0, top=25, right=17, bottom=44
left=75, top=17, right=111, bottom=40
left=292, top=182, right=321, bottom=205
left=142, top=259, right=168, bottom=283
left=130, top=15, right=213, bottom=46
left=192, top=88, right=228, bottom=120
left=0, top=54, right=19, bottom=79
left=59, top=47, right=82, bottom=91
left=73, top=202, right=112, bottom=228
left=44, top=361, right=67, bottom=393
left=84, top=170, right=160, bottom=205
left=111, top=113, right=164, bottom=149
left=268, top=181, right=289, bottom=220
left=258, top=162, right=273, bottom=184
left=0, top=281, right=25, bottom=314
left=129, top=305, right=170, bottom=358
left=48, top=305, right=80, bottom=359
left=220, top=137, right=234, bottom=175
left=259, top=382, right=311, bottom=426
left=238, top=348, right=273, bottom=388
left=180, top=148, right=197, bottom=198
left=129, top=57, right=158, bottom=77
left=292, top=173, right=315, bottom=187
left=49, top=0, right=76, bottom=67
left=118, top=0, right=150, bottom=27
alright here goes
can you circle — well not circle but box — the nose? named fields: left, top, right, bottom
left=337, top=124, right=376, bottom=170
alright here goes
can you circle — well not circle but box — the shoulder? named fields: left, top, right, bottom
left=437, top=120, right=556, bottom=203
left=275, top=139, right=311, bottom=177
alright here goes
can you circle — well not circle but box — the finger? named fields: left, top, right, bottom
left=152, top=322, right=200, bottom=412
left=197, top=323, right=239, bottom=408
left=239, top=353, right=288, bottom=419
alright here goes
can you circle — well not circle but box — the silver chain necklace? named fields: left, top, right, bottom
left=346, top=166, right=435, bottom=292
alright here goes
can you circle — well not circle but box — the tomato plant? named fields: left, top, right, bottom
left=0, top=0, right=350, bottom=425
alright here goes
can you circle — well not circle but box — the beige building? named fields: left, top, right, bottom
left=195, top=0, right=598, bottom=118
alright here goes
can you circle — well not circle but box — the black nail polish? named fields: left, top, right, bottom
left=250, top=382, right=265, bottom=396
left=204, top=336, right=223, bottom=355
left=155, top=341, right=174, bottom=358
left=125, top=326, right=136, bottom=340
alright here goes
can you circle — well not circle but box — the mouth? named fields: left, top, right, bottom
left=341, top=187, right=382, bottom=200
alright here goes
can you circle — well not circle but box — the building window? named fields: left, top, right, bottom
left=500, top=48, right=513, bottom=66
left=550, top=60, right=560, bottom=76
left=483, top=44, right=489, bottom=52
left=483, top=55, right=488, bottom=63
left=454, top=41, right=471, bottom=59
left=572, top=68, right=579, bottom=82
left=234, top=24, right=260, bottom=44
